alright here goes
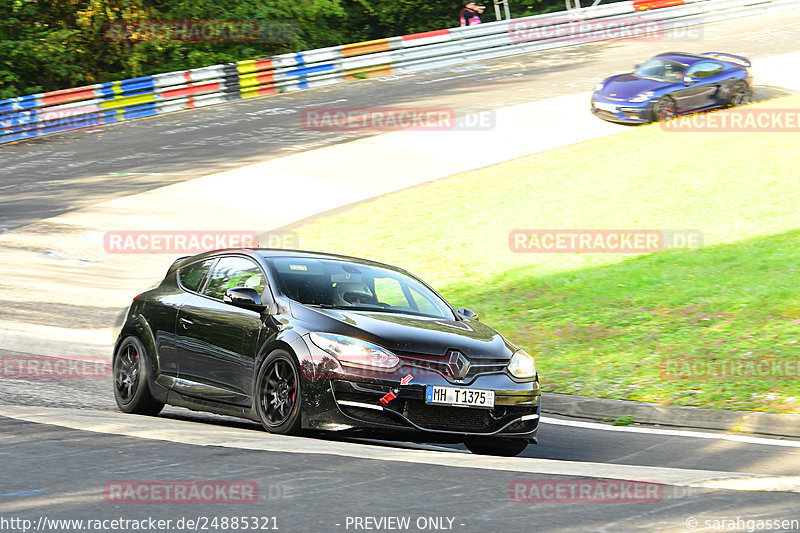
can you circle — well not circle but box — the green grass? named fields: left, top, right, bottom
left=613, top=416, right=636, bottom=426
left=443, top=231, right=800, bottom=413
left=292, top=97, right=800, bottom=413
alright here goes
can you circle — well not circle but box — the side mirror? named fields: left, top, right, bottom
left=224, top=287, right=267, bottom=312
left=684, top=76, right=697, bottom=85
left=457, top=307, right=479, bottom=320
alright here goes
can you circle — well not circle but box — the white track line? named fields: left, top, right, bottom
left=541, top=417, right=800, bottom=448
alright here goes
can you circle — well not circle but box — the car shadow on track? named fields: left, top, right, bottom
left=159, top=408, right=469, bottom=452
left=156, top=406, right=800, bottom=476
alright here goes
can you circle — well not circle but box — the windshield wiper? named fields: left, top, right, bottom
left=306, top=303, right=386, bottom=312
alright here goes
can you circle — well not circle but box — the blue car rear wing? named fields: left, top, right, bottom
left=701, top=52, right=751, bottom=68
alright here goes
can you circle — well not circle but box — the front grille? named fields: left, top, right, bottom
left=398, top=352, right=507, bottom=382
left=401, top=400, right=534, bottom=433
left=403, top=400, right=493, bottom=431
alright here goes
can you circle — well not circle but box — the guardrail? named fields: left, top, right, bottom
left=0, top=0, right=796, bottom=145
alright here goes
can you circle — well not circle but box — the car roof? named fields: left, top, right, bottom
left=256, top=248, right=396, bottom=268
left=174, top=248, right=406, bottom=273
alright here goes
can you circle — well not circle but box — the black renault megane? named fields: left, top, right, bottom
left=113, top=249, right=540, bottom=456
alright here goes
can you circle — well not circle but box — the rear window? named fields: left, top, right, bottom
left=687, top=61, right=724, bottom=79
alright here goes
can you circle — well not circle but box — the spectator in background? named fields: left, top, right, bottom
left=460, top=2, right=485, bottom=26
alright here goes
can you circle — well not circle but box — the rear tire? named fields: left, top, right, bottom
left=255, top=350, right=303, bottom=435
left=113, top=336, right=164, bottom=416
left=464, top=437, right=529, bottom=457
left=726, top=81, right=750, bottom=108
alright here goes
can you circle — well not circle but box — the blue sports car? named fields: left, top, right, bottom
left=591, top=52, right=752, bottom=123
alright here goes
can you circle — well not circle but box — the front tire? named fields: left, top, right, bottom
left=652, top=96, right=677, bottom=122
left=255, top=350, right=302, bottom=435
left=113, top=336, right=164, bottom=416
left=464, top=437, right=529, bottom=457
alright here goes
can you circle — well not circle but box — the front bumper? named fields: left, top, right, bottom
left=302, top=374, right=540, bottom=442
left=295, top=335, right=540, bottom=441
left=591, top=93, right=653, bottom=124
left=330, top=380, right=540, bottom=439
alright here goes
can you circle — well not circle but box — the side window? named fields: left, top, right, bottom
left=178, top=259, right=214, bottom=292
left=202, top=256, right=268, bottom=301
left=688, top=61, right=723, bottom=79
left=373, top=277, right=409, bottom=308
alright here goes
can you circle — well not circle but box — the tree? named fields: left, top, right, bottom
left=0, top=0, right=579, bottom=98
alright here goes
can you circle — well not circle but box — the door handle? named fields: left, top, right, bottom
left=179, top=317, right=194, bottom=329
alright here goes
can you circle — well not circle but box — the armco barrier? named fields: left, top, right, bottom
left=0, top=0, right=796, bottom=145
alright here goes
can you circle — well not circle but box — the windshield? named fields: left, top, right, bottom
left=634, top=58, right=686, bottom=83
left=265, top=257, right=456, bottom=320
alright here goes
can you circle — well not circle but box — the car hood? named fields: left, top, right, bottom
left=290, top=303, right=516, bottom=360
left=598, top=74, right=673, bottom=100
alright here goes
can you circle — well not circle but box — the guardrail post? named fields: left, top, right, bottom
left=493, top=0, right=512, bottom=20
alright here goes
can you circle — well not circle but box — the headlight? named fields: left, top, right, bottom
left=594, top=82, right=604, bottom=92
left=309, top=332, right=399, bottom=371
left=629, top=91, right=654, bottom=103
left=507, top=350, right=536, bottom=379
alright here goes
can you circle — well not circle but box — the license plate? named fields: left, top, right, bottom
left=594, top=101, right=617, bottom=112
left=425, top=386, right=495, bottom=408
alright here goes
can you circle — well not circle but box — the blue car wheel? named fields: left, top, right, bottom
left=726, top=81, right=750, bottom=108
left=653, top=96, right=677, bottom=122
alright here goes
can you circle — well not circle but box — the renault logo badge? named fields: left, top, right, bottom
left=447, top=351, right=471, bottom=380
